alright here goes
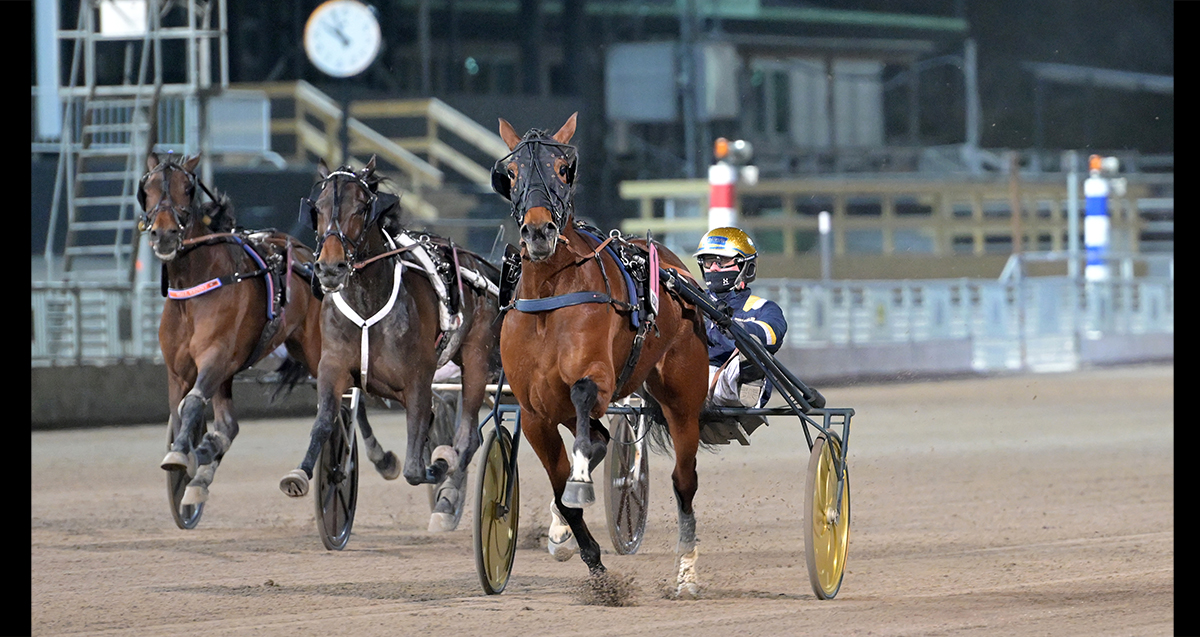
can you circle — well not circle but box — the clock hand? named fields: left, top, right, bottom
left=325, top=23, right=349, bottom=46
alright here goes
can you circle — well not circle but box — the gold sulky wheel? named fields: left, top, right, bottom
left=805, top=434, right=850, bottom=599
left=473, top=426, right=520, bottom=594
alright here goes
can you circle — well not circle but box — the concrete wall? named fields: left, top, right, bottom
left=31, top=362, right=319, bottom=430
left=30, top=335, right=1170, bottom=430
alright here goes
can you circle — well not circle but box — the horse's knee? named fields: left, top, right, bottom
left=178, top=392, right=208, bottom=427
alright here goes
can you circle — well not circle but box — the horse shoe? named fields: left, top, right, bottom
left=160, top=450, right=196, bottom=478
left=279, top=469, right=310, bottom=497
left=547, top=500, right=578, bottom=561
left=561, top=480, right=595, bottom=509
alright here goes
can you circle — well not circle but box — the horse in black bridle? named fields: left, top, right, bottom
left=140, top=152, right=331, bottom=527
left=491, top=115, right=711, bottom=596
left=280, top=156, right=503, bottom=532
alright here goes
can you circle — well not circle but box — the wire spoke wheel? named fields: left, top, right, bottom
left=605, top=411, right=649, bottom=555
left=473, top=426, right=520, bottom=595
left=314, top=403, right=359, bottom=551
left=805, top=434, right=850, bottom=599
left=166, top=419, right=205, bottom=530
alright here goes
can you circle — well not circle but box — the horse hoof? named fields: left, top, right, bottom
left=673, top=582, right=700, bottom=600
left=561, top=481, right=595, bottom=509
left=375, top=451, right=401, bottom=480
left=161, top=451, right=195, bottom=477
left=431, top=445, right=459, bottom=474
left=548, top=534, right=578, bottom=561
left=181, top=485, right=208, bottom=506
left=279, top=469, right=309, bottom=497
left=427, top=512, right=458, bottom=533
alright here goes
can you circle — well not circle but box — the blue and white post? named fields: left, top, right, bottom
left=1083, top=154, right=1111, bottom=281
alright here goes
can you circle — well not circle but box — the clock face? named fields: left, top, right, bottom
left=304, top=0, right=382, bottom=79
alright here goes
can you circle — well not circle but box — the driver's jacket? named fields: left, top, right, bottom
left=706, top=286, right=788, bottom=368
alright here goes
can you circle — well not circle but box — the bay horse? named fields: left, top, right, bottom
left=141, top=152, right=403, bottom=528
left=492, top=114, right=710, bottom=597
left=279, top=156, right=503, bottom=533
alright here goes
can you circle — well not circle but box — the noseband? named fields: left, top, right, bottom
left=491, top=133, right=578, bottom=230
left=299, top=169, right=381, bottom=266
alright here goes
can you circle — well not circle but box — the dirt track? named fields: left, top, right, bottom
left=31, top=364, right=1174, bottom=636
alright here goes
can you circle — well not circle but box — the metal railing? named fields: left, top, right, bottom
left=33, top=273, right=1172, bottom=372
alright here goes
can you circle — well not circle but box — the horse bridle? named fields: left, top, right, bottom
left=137, top=161, right=216, bottom=233
left=491, top=132, right=578, bottom=229
left=299, top=169, right=382, bottom=267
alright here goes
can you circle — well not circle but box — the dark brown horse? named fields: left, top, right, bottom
left=279, top=156, right=502, bottom=533
left=492, top=114, right=711, bottom=596
left=139, top=152, right=341, bottom=527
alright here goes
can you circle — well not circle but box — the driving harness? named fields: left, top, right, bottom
left=161, top=230, right=312, bottom=374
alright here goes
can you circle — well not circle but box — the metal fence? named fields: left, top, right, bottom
left=31, top=274, right=1172, bottom=371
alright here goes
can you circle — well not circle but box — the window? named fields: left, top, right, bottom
left=772, top=71, right=790, bottom=134
left=845, top=229, right=883, bottom=254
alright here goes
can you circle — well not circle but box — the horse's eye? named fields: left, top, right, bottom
left=507, top=169, right=515, bottom=179
left=558, top=165, right=568, bottom=177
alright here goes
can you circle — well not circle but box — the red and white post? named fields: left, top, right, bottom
left=707, top=138, right=737, bottom=230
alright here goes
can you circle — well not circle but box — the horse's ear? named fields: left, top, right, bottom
left=498, top=118, right=521, bottom=151
left=363, top=155, right=377, bottom=179
left=317, top=159, right=331, bottom=180
left=146, top=152, right=159, bottom=171
left=553, top=112, right=578, bottom=145
left=183, top=154, right=201, bottom=173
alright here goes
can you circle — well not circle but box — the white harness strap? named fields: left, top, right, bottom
left=394, top=232, right=463, bottom=332
left=330, top=234, right=406, bottom=389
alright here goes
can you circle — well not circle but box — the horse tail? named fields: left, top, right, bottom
left=268, top=356, right=311, bottom=403
left=638, top=389, right=719, bottom=456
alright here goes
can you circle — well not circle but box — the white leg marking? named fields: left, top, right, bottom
left=547, top=500, right=578, bottom=561
left=569, top=448, right=592, bottom=483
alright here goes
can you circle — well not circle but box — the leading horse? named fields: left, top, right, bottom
left=491, top=114, right=711, bottom=597
left=279, top=156, right=503, bottom=532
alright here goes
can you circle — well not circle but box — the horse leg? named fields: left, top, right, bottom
left=562, top=378, right=611, bottom=509
left=524, top=414, right=604, bottom=573
left=428, top=342, right=492, bottom=532
left=162, top=362, right=225, bottom=474
left=428, top=390, right=466, bottom=531
left=402, top=380, right=438, bottom=486
left=356, top=399, right=401, bottom=480
left=652, top=373, right=705, bottom=599
left=182, top=379, right=238, bottom=506
left=280, top=380, right=341, bottom=497
left=160, top=371, right=193, bottom=475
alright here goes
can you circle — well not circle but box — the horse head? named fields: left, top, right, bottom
left=493, top=113, right=578, bottom=262
left=304, top=155, right=390, bottom=294
left=138, top=152, right=203, bottom=261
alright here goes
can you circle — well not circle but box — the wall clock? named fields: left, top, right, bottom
left=304, top=0, right=382, bottom=79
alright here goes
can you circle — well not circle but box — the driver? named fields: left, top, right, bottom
left=694, top=227, right=788, bottom=410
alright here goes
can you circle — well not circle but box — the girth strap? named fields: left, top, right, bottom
left=514, top=291, right=613, bottom=313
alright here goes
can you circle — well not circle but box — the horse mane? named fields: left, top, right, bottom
left=200, top=191, right=236, bottom=233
